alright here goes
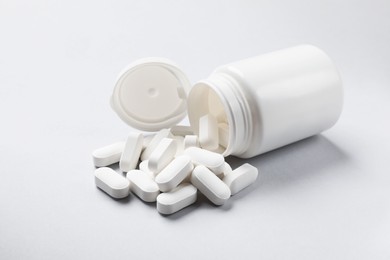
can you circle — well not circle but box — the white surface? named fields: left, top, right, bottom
left=0, top=0, right=389, bottom=259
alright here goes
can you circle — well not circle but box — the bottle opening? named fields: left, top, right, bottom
left=187, top=82, right=232, bottom=156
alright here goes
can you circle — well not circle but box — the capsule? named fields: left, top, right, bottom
left=184, top=147, right=225, bottom=174
left=95, top=167, right=130, bottom=199
left=157, top=183, right=197, bottom=215
left=126, top=170, right=160, bottom=202
left=223, top=163, right=258, bottom=195
left=92, top=142, right=124, bottom=167
left=155, top=156, right=193, bottom=192
left=191, top=165, right=230, bottom=205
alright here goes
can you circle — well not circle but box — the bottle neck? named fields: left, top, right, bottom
left=188, top=72, right=253, bottom=156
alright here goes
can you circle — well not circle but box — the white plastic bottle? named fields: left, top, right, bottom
left=111, top=45, right=343, bottom=158
left=187, top=45, right=343, bottom=158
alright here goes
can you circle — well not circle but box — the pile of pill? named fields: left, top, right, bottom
left=92, top=114, right=258, bottom=215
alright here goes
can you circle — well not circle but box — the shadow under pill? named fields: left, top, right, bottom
left=162, top=192, right=232, bottom=219
left=113, top=195, right=131, bottom=204
left=161, top=203, right=200, bottom=220
left=95, top=186, right=132, bottom=204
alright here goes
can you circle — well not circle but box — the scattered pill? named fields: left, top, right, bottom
left=191, top=165, right=231, bottom=205
left=170, top=125, right=194, bottom=136
left=155, top=156, right=194, bottom=192
left=92, top=142, right=124, bottom=167
left=95, top=167, right=130, bottom=199
left=218, top=123, right=229, bottom=148
left=119, top=133, right=143, bottom=172
left=183, top=135, right=199, bottom=150
left=199, top=114, right=219, bottom=150
left=223, top=163, right=258, bottom=195
left=148, top=138, right=177, bottom=173
left=157, top=183, right=197, bottom=215
left=141, top=129, right=172, bottom=161
left=126, top=170, right=160, bottom=202
left=92, top=126, right=257, bottom=213
left=184, top=147, right=225, bottom=175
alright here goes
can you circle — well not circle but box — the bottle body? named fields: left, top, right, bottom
left=187, top=45, right=343, bottom=158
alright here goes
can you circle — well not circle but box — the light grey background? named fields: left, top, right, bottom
left=1, top=0, right=389, bottom=259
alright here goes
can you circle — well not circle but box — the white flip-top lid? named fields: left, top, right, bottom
left=111, top=58, right=191, bottom=131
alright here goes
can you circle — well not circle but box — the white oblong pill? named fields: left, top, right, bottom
left=148, top=138, right=177, bottom=173
left=218, top=123, right=229, bottom=148
left=170, top=125, right=194, bottom=136
left=191, top=165, right=231, bottom=205
left=157, top=183, right=197, bottom=215
left=92, top=142, right=124, bottom=167
left=95, top=167, right=130, bottom=199
left=126, top=170, right=160, bottom=202
left=184, top=147, right=225, bottom=174
left=155, top=155, right=194, bottom=192
left=139, top=160, right=155, bottom=178
left=183, top=135, right=199, bottom=150
left=199, top=114, right=219, bottom=151
left=223, top=163, right=258, bottom=195
left=141, top=129, right=172, bottom=161
left=119, top=133, right=143, bottom=172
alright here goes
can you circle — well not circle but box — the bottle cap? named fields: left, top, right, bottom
left=111, top=58, right=191, bottom=131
